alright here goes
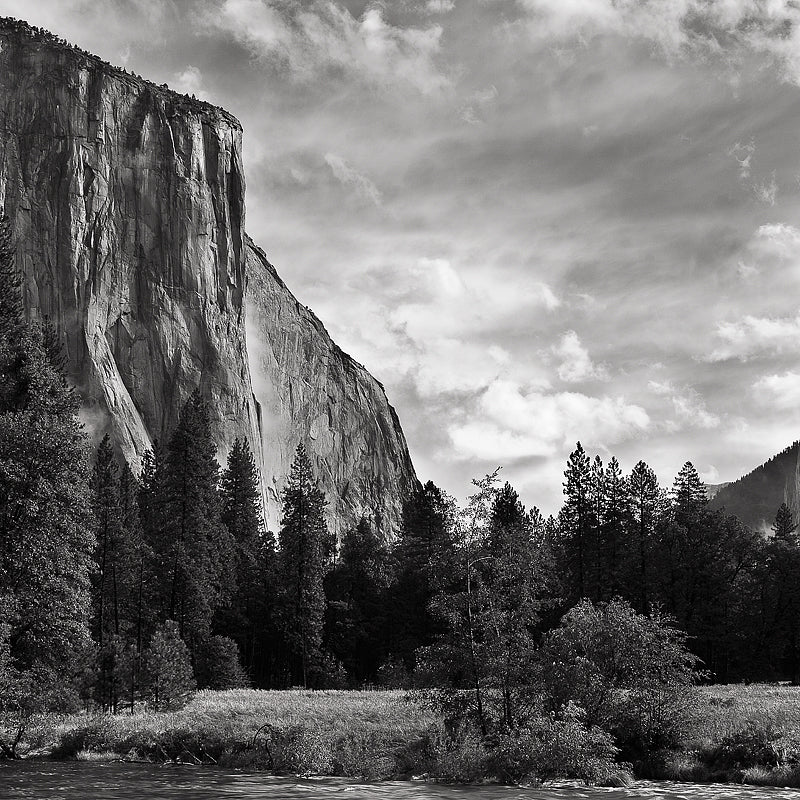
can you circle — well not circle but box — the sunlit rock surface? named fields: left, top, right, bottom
left=0, top=18, right=416, bottom=536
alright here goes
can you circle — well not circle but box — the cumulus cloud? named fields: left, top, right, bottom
left=753, top=371, right=800, bottom=409
left=553, top=330, right=608, bottom=383
left=172, top=65, right=208, bottom=99
left=708, top=312, right=800, bottom=361
left=324, top=153, right=383, bottom=206
left=206, top=0, right=449, bottom=93
left=449, top=378, right=650, bottom=461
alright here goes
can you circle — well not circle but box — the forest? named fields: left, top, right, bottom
left=3, top=210, right=800, bottom=777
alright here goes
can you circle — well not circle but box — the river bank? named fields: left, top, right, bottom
left=6, top=686, right=800, bottom=788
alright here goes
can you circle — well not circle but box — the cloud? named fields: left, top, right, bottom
left=649, top=380, right=720, bottom=430
left=754, top=171, right=778, bottom=205
left=511, top=0, right=800, bottom=84
left=426, top=0, right=455, bottom=13
left=207, top=0, right=449, bottom=93
left=753, top=371, right=800, bottom=409
left=728, top=140, right=755, bottom=181
left=171, top=65, right=208, bottom=99
left=324, top=153, right=383, bottom=206
left=708, top=312, right=800, bottom=361
left=449, top=378, right=650, bottom=460
left=553, top=330, right=608, bottom=383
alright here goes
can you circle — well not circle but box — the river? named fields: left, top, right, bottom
left=1, top=763, right=799, bottom=800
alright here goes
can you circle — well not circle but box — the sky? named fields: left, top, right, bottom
left=3, top=0, right=800, bottom=514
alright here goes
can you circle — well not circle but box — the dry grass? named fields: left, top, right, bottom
left=692, top=684, right=800, bottom=742
left=44, top=689, right=438, bottom=779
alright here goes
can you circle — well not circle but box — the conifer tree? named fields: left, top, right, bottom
left=0, top=214, right=94, bottom=705
left=324, top=517, right=393, bottom=683
left=560, top=442, right=594, bottom=599
left=389, top=479, right=457, bottom=673
left=773, top=502, right=797, bottom=543
left=144, top=620, right=196, bottom=711
left=91, top=435, right=124, bottom=710
left=277, top=443, right=332, bottom=687
left=155, top=391, right=234, bottom=650
left=625, top=461, right=663, bottom=613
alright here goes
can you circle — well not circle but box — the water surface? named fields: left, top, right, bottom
left=1, top=762, right=798, bottom=800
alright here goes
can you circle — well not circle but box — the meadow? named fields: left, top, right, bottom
left=10, top=685, right=800, bottom=786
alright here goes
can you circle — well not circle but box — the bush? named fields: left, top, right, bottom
left=194, top=636, right=249, bottom=690
left=143, top=621, right=195, bottom=711
left=489, top=703, right=622, bottom=785
left=427, top=724, right=490, bottom=783
left=699, top=719, right=789, bottom=771
left=537, top=599, right=699, bottom=760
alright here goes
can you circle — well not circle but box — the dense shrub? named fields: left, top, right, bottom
left=537, top=599, right=699, bottom=761
left=194, top=636, right=249, bottom=690
left=489, top=703, right=622, bottom=785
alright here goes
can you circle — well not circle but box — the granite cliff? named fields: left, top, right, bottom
left=0, top=18, right=416, bottom=536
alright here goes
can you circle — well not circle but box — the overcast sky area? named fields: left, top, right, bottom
left=3, top=0, right=800, bottom=514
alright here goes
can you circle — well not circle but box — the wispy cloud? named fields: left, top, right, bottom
left=206, top=0, right=450, bottom=93
left=324, top=153, right=383, bottom=207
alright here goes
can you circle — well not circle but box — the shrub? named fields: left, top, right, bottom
left=143, top=621, right=195, bottom=711
left=489, top=703, right=621, bottom=785
left=537, top=599, right=699, bottom=760
left=427, top=724, right=490, bottom=783
left=194, top=636, right=249, bottom=690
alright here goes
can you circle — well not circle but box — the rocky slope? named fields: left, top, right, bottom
left=0, top=18, right=416, bottom=536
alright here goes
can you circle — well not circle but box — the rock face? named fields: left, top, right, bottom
left=0, top=19, right=417, bottom=537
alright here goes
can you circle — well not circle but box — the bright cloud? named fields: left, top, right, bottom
left=753, top=371, right=800, bottom=409
left=450, top=379, right=650, bottom=461
left=709, top=313, right=800, bottom=361
left=553, top=330, right=608, bottom=383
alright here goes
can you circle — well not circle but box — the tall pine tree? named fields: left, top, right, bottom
left=277, top=444, right=332, bottom=687
left=0, top=214, right=94, bottom=709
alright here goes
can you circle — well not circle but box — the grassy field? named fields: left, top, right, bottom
left=663, top=684, right=800, bottom=786
left=9, top=685, right=800, bottom=785
left=37, top=690, right=439, bottom=779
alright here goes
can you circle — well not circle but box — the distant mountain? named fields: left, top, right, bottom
left=708, top=442, right=800, bottom=531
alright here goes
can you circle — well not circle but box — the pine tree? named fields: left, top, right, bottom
left=600, top=456, right=628, bottom=598
left=218, top=438, right=263, bottom=677
left=625, top=461, right=663, bottom=613
left=324, top=517, right=393, bottom=683
left=277, top=443, right=332, bottom=687
left=673, top=461, right=707, bottom=521
left=155, top=391, right=234, bottom=649
left=90, top=435, right=124, bottom=710
left=560, top=442, right=594, bottom=599
left=389, top=479, right=457, bottom=673
left=0, top=214, right=94, bottom=707
left=773, top=503, right=797, bottom=543
left=144, top=620, right=196, bottom=711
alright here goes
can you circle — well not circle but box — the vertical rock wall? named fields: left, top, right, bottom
left=0, top=19, right=416, bottom=537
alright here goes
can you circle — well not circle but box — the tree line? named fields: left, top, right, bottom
left=3, top=211, right=800, bottom=725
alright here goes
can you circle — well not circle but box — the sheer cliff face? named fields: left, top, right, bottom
left=245, top=240, right=417, bottom=534
left=0, top=21, right=416, bottom=536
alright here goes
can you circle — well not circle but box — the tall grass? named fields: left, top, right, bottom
left=46, top=690, right=439, bottom=779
